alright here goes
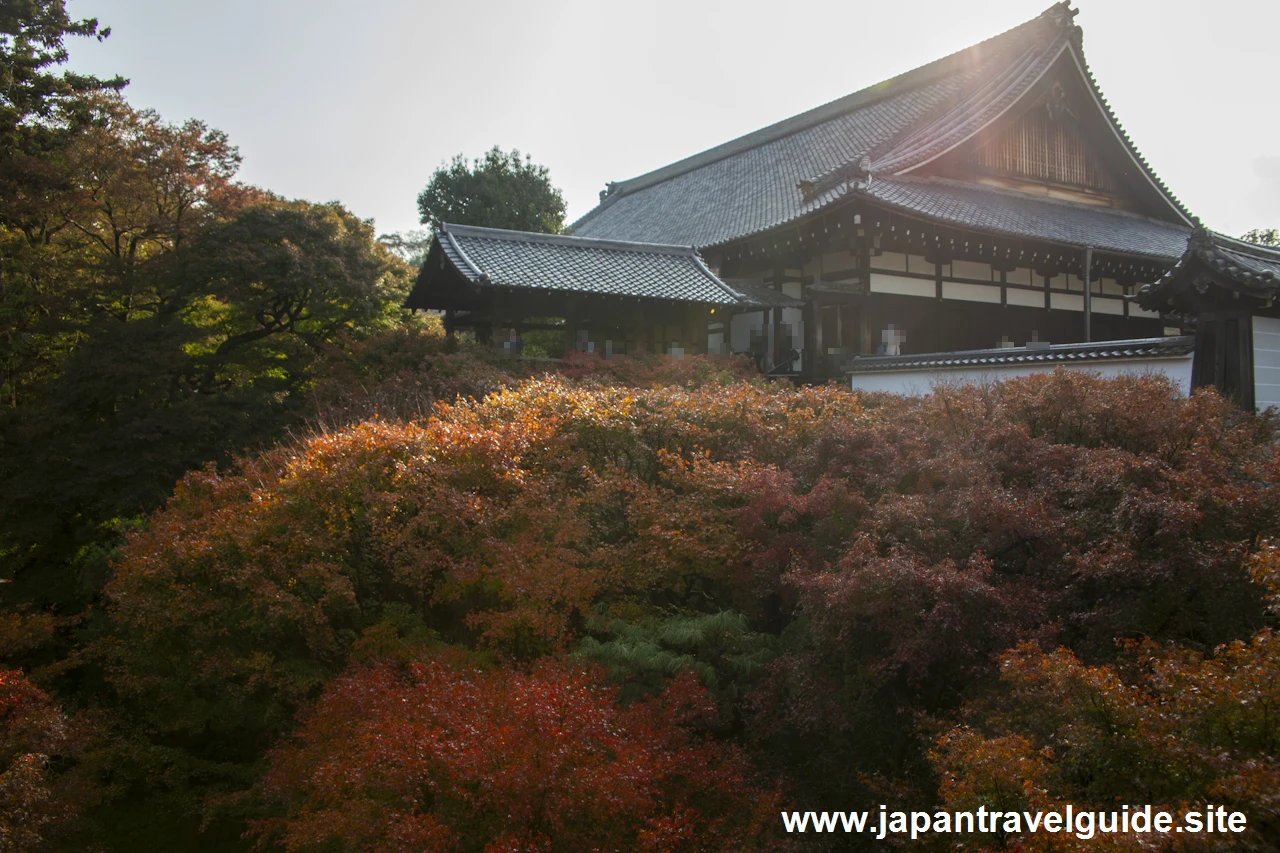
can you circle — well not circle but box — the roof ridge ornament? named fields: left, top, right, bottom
left=797, top=157, right=874, bottom=203
left=1043, top=2, right=1078, bottom=28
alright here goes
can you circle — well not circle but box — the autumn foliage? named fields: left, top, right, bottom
left=252, top=657, right=786, bottom=852
left=75, top=367, right=1280, bottom=847
left=928, top=544, right=1280, bottom=851
left=11, top=9, right=1280, bottom=848
left=0, top=671, right=82, bottom=853
left=3, top=355, right=1276, bottom=851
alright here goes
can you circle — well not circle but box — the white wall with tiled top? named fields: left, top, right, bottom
left=1253, top=316, right=1280, bottom=411
left=850, top=356, right=1193, bottom=396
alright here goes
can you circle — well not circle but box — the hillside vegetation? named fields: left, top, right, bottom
left=8, top=349, right=1280, bottom=850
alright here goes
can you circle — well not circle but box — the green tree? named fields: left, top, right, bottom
left=0, top=0, right=125, bottom=167
left=0, top=196, right=410, bottom=610
left=1242, top=228, right=1279, bottom=246
left=377, top=228, right=431, bottom=268
left=1, top=1, right=126, bottom=409
left=1, top=95, right=256, bottom=410
left=416, top=146, right=566, bottom=234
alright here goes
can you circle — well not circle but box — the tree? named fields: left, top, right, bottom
left=0, top=669, right=87, bottom=852
left=416, top=147, right=566, bottom=234
left=0, top=188, right=411, bottom=611
left=1242, top=228, right=1279, bottom=246
left=741, top=371, right=1280, bottom=810
left=930, top=547, right=1280, bottom=850
left=0, top=0, right=122, bottom=139
left=1, top=2, right=126, bottom=409
left=252, top=656, right=789, bottom=853
left=83, top=375, right=854, bottom=833
left=377, top=229, right=431, bottom=269
left=2, top=94, right=258, bottom=411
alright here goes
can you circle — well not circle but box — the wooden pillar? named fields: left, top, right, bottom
left=564, top=296, right=580, bottom=354
left=809, top=295, right=823, bottom=379
left=1083, top=246, right=1093, bottom=343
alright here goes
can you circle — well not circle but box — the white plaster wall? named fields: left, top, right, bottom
left=730, top=311, right=764, bottom=354
left=850, top=356, right=1193, bottom=396
left=870, top=272, right=934, bottom=298
left=951, top=260, right=994, bottom=281
left=943, top=281, right=1001, bottom=304
left=1006, top=288, right=1044, bottom=308
left=1051, top=293, right=1084, bottom=312
left=874, top=252, right=908, bottom=272
left=1253, top=316, right=1280, bottom=411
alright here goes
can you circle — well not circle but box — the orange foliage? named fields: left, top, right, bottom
left=251, top=656, right=789, bottom=853
left=97, top=378, right=863, bottom=756
left=91, top=367, right=1280, bottom=839
left=0, top=670, right=86, bottom=852
left=931, top=573, right=1280, bottom=851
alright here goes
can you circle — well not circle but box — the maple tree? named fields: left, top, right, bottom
left=0, top=669, right=88, bottom=852
left=251, top=656, right=788, bottom=853
left=84, top=374, right=861, bottom=837
left=4, top=336, right=1273, bottom=851
left=744, top=370, right=1280, bottom=808
left=929, top=637, right=1279, bottom=851
left=929, top=543, right=1280, bottom=850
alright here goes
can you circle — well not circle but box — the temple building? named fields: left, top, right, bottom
left=406, top=2, right=1275, bottom=408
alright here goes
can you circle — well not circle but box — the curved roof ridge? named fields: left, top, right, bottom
left=421, top=224, right=747, bottom=306
left=1061, top=41, right=1194, bottom=226
left=874, top=37, right=1069, bottom=174
left=443, top=222, right=697, bottom=255
left=440, top=227, right=486, bottom=280
left=1138, top=226, right=1280, bottom=309
left=885, top=175, right=1189, bottom=228
left=1197, top=227, right=1280, bottom=260
left=855, top=175, right=1191, bottom=260
left=572, top=2, right=1075, bottom=230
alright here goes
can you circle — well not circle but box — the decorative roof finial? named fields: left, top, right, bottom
left=1043, top=2, right=1079, bottom=29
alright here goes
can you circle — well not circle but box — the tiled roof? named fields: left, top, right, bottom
left=435, top=224, right=742, bottom=304
left=568, top=77, right=973, bottom=247
left=847, top=336, right=1194, bottom=374
left=722, top=279, right=804, bottom=308
left=568, top=3, right=1191, bottom=250
left=859, top=177, right=1191, bottom=260
left=1138, top=228, right=1280, bottom=308
left=1209, top=239, right=1280, bottom=287
left=428, top=224, right=743, bottom=305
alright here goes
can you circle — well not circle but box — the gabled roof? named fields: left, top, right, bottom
left=859, top=177, right=1190, bottom=260
left=569, top=2, right=1191, bottom=249
left=408, top=224, right=753, bottom=308
left=1137, top=228, right=1280, bottom=309
left=847, top=336, right=1195, bottom=375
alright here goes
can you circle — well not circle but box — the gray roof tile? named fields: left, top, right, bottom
left=848, top=336, right=1194, bottom=374
left=860, top=177, right=1191, bottom=260
left=569, top=78, right=970, bottom=247
left=568, top=3, right=1191, bottom=250
left=432, top=224, right=743, bottom=305
left=1138, top=228, right=1280, bottom=308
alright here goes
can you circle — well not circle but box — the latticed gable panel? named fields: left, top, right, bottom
left=967, top=105, right=1115, bottom=192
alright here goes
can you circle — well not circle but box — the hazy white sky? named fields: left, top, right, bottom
left=65, top=0, right=1280, bottom=240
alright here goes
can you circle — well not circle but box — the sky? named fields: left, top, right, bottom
left=64, top=0, right=1280, bottom=240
